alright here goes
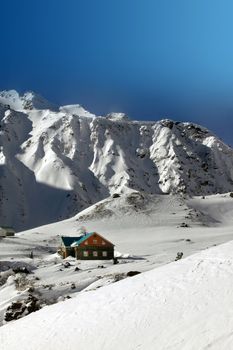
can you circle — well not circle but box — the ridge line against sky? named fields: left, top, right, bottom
left=1, top=0, right=233, bottom=144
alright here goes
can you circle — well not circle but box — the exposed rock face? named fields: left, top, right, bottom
left=4, top=294, right=41, bottom=322
left=1, top=90, right=233, bottom=230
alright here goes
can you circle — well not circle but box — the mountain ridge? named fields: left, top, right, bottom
left=1, top=90, right=233, bottom=230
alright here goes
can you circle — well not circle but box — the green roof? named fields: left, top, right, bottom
left=71, top=232, right=93, bottom=246
left=0, top=226, right=14, bottom=230
left=61, top=232, right=98, bottom=247
left=61, top=232, right=114, bottom=248
left=61, top=236, right=83, bottom=247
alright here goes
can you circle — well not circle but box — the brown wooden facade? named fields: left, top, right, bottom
left=60, top=232, right=114, bottom=260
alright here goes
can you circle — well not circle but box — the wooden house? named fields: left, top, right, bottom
left=59, top=232, right=114, bottom=260
left=0, top=226, right=15, bottom=237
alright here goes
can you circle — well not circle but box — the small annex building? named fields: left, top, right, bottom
left=59, top=232, right=114, bottom=260
left=0, top=226, right=15, bottom=237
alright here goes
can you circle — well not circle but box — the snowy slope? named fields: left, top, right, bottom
left=0, top=90, right=58, bottom=111
left=1, top=192, right=233, bottom=337
left=1, top=90, right=233, bottom=230
left=1, top=239, right=233, bottom=350
left=0, top=192, right=194, bottom=327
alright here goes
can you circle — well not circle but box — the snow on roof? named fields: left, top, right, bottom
left=70, top=232, right=93, bottom=247
left=61, top=233, right=95, bottom=247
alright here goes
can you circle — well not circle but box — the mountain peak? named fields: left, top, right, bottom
left=0, top=89, right=58, bottom=111
left=105, top=112, right=129, bottom=121
left=59, top=104, right=96, bottom=118
left=1, top=90, right=233, bottom=230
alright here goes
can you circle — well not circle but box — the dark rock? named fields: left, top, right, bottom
left=63, top=261, right=71, bottom=268
left=201, top=163, right=208, bottom=172
left=11, top=301, right=23, bottom=310
left=113, top=258, right=119, bottom=265
left=26, top=294, right=40, bottom=313
left=126, top=271, right=141, bottom=277
left=180, top=222, right=189, bottom=228
left=201, top=181, right=209, bottom=186
left=4, top=294, right=40, bottom=322
left=71, top=283, right=76, bottom=289
left=13, top=266, right=30, bottom=274
left=175, top=252, right=183, bottom=261
left=161, top=120, right=174, bottom=129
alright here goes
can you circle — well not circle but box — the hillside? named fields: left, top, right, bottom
left=1, top=90, right=233, bottom=230
left=1, top=235, right=233, bottom=350
left=1, top=191, right=233, bottom=328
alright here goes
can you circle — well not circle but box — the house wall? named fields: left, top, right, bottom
left=79, top=233, right=113, bottom=249
left=0, top=228, right=15, bottom=237
left=0, top=228, right=6, bottom=237
left=75, top=246, right=114, bottom=260
left=60, top=246, right=75, bottom=258
left=75, top=233, right=114, bottom=260
left=5, top=230, right=15, bottom=236
left=59, top=233, right=114, bottom=260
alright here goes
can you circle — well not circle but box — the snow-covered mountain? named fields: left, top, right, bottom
left=0, top=90, right=58, bottom=111
left=1, top=89, right=233, bottom=230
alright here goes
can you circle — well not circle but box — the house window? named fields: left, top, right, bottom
left=84, top=240, right=88, bottom=245
left=102, top=251, right=107, bottom=257
left=93, top=239, right=97, bottom=244
left=102, top=240, right=106, bottom=245
left=83, top=251, right=89, bottom=257
left=93, top=251, right=98, bottom=257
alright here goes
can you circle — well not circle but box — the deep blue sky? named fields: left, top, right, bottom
left=1, top=0, right=233, bottom=144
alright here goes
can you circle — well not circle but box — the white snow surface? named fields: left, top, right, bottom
left=59, top=104, right=96, bottom=117
left=1, top=90, right=233, bottom=231
left=2, top=231, right=233, bottom=349
left=1, top=192, right=233, bottom=348
left=1, top=90, right=233, bottom=348
left=0, top=90, right=58, bottom=111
